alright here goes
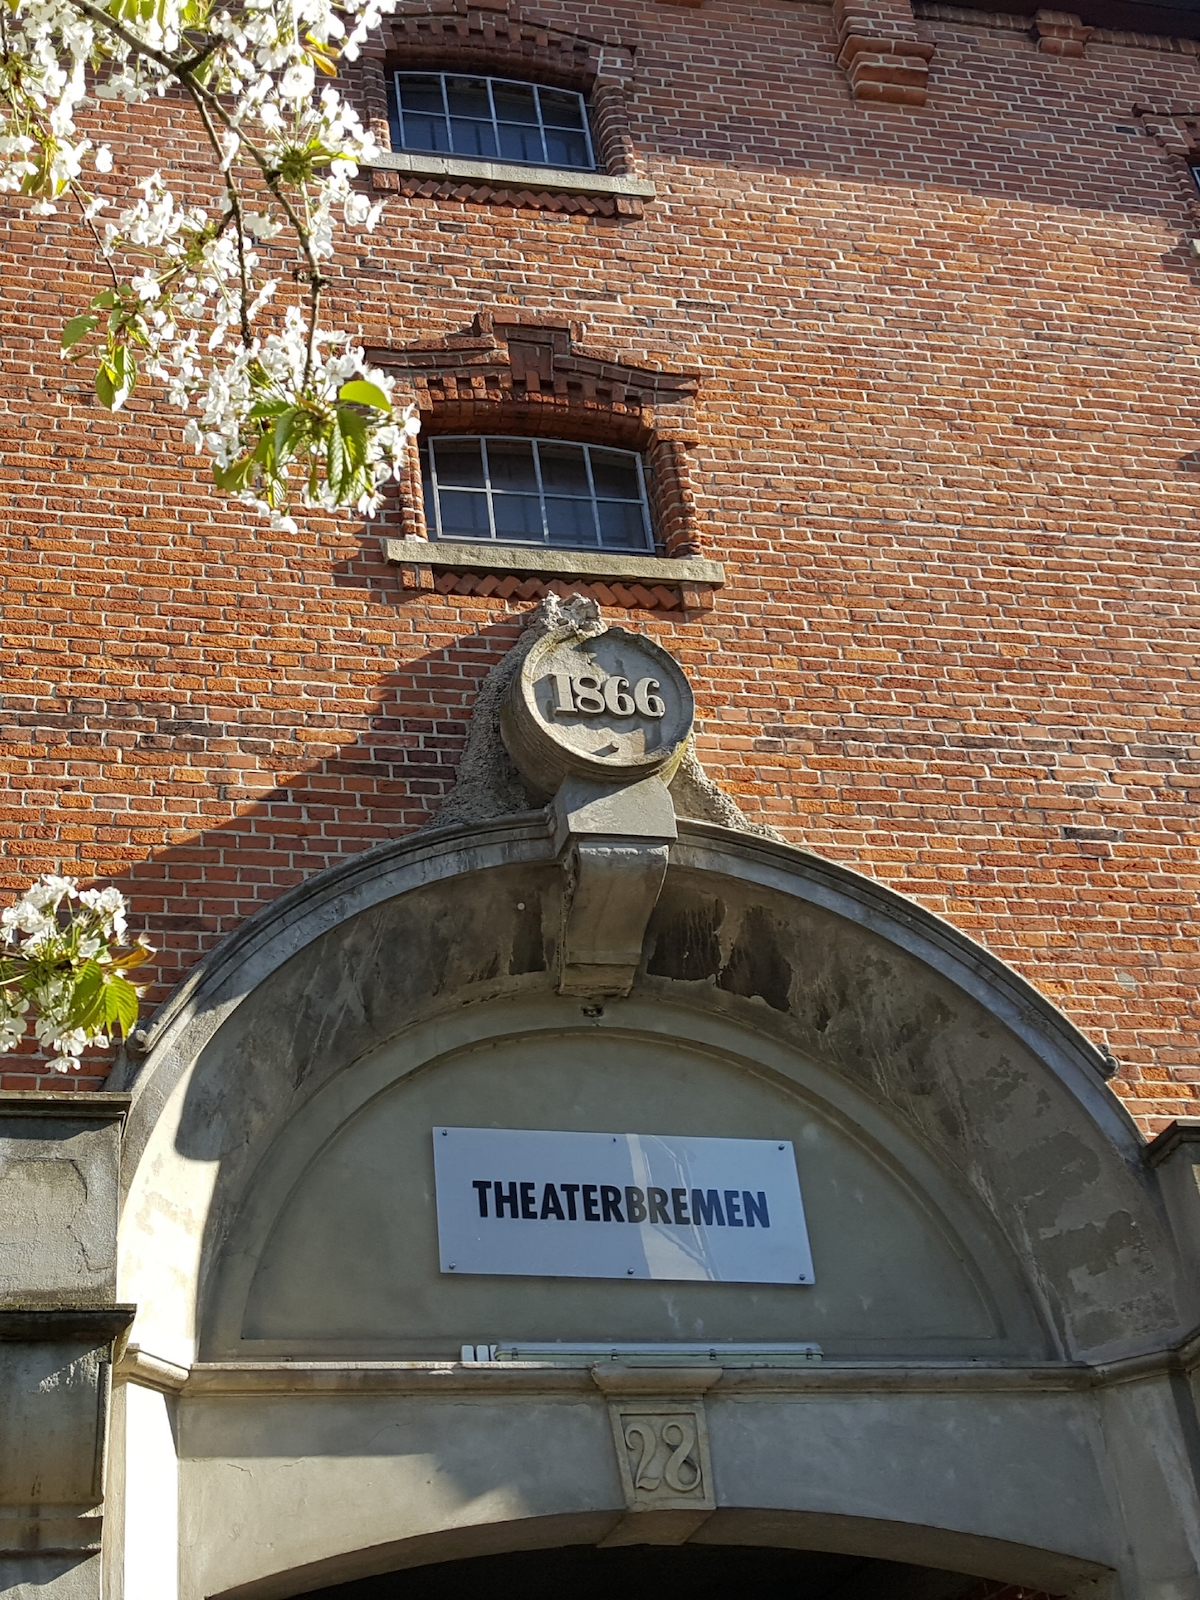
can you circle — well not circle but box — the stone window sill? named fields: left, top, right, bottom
left=364, top=150, right=655, bottom=198
left=382, top=537, right=724, bottom=612
left=364, top=152, right=654, bottom=214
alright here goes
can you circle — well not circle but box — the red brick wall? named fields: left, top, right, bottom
left=3, top=0, right=1200, bottom=1129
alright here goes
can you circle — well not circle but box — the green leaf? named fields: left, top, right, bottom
left=62, top=315, right=98, bottom=352
left=251, top=430, right=276, bottom=475
left=63, top=959, right=104, bottom=1031
left=337, top=405, right=369, bottom=461
left=95, top=363, right=116, bottom=409
left=327, top=405, right=370, bottom=501
left=338, top=379, right=391, bottom=413
left=272, top=407, right=301, bottom=467
left=101, top=973, right=141, bottom=1038
left=213, top=452, right=257, bottom=493
left=91, top=290, right=118, bottom=310
left=326, top=416, right=347, bottom=498
left=95, top=346, right=136, bottom=411
left=248, top=398, right=290, bottom=421
left=112, top=346, right=136, bottom=407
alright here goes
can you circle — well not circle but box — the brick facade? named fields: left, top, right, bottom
left=2, top=0, right=1200, bottom=1130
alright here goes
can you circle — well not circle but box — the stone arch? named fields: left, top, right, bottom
left=113, top=815, right=1179, bottom=1366
left=198, top=1511, right=1115, bottom=1600
left=110, top=818, right=1200, bottom=1600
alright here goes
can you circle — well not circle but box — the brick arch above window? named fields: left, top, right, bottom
left=377, top=7, right=618, bottom=94
left=357, top=4, right=651, bottom=215
left=371, top=315, right=725, bottom=612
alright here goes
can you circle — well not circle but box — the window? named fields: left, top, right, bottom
left=390, top=73, right=596, bottom=172
left=421, top=437, right=654, bottom=553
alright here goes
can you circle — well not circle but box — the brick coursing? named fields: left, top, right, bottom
left=2, top=0, right=1200, bottom=1134
left=833, top=0, right=936, bottom=104
left=429, top=570, right=684, bottom=607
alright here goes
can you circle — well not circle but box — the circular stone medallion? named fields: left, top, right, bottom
left=502, top=627, right=695, bottom=796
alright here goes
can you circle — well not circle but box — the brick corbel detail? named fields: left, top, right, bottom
left=834, top=0, right=934, bottom=106
left=1033, top=9, right=1092, bottom=55
left=1135, top=107, right=1200, bottom=230
left=368, top=314, right=711, bottom=594
left=370, top=313, right=699, bottom=446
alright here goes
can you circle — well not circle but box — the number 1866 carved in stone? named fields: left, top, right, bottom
left=502, top=625, right=695, bottom=798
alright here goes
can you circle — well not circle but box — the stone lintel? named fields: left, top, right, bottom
left=590, top=1364, right=724, bottom=1396
left=176, top=1357, right=1108, bottom=1397
left=0, top=1092, right=131, bottom=1121
left=0, top=1307, right=135, bottom=1342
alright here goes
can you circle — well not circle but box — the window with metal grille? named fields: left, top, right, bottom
left=421, top=437, right=654, bottom=552
left=390, top=73, right=597, bottom=171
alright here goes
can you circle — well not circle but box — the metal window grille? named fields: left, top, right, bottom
left=421, top=437, right=654, bottom=553
left=390, top=73, right=597, bottom=172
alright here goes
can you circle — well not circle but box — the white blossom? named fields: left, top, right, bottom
left=279, top=63, right=315, bottom=102
left=0, top=0, right=413, bottom=521
left=0, top=878, right=148, bottom=1067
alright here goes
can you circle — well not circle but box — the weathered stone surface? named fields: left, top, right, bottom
left=552, top=775, right=677, bottom=997
left=502, top=624, right=694, bottom=796
left=0, top=1097, right=128, bottom=1309
left=0, top=1097, right=133, bottom=1600
left=98, top=818, right=1200, bottom=1600
left=0, top=1555, right=102, bottom=1599
left=427, top=596, right=780, bottom=841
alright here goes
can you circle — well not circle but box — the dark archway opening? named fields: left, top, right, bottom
left=295, top=1543, right=1027, bottom=1599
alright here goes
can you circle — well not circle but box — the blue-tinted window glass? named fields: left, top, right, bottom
left=449, top=120, right=498, bottom=160
left=484, top=439, right=538, bottom=493
left=540, top=90, right=585, bottom=129
left=443, top=78, right=492, bottom=119
left=492, top=495, right=544, bottom=541
left=422, top=436, right=652, bottom=553
left=544, top=129, right=590, bottom=169
left=437, top=491, right=492, bottom=539
left=397, top=78, right=444, bottom=113
left=490, top=84, right=539, bottom=124
left=597, top=500, right=650, bottom=551
left=549, top=499, right=601, bottom=545
left=430, top=439, right=486, bottom=488
left=498, top=124, right=544, bottom=164
left=390, top=73, right=596, bottom=171
left=399, top=113, right=450, bottom=153
left=589, top=449, right=642, bottom=500
left=538, top=442, right=590, bottom=495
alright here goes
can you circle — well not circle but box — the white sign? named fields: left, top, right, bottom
left=432, top=1127, right=814, bottom=1286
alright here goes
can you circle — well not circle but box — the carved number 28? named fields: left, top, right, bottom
left=550, top=673, right=666, bottom=719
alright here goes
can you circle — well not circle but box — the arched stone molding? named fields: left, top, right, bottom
left=197, top=993, right=1045, bottom=1361
left=114, top=816, right=1179, bottom=1368
left=188, top=1501, right=1115, bottom=1600
left=107, top=818, right=1200, bottom=1600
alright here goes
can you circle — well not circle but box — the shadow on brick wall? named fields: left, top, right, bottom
left=0, top=609, right=536, bottom=1091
